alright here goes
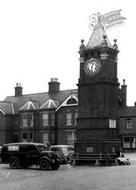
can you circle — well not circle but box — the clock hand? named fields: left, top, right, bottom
left=91, top=62, right=94, bottom=70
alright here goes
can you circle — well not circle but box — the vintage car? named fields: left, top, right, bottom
left=50, top=145, right=74, bottom=164
left=1, top=142, right=60, bottom=170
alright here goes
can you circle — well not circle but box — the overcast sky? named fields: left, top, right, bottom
left=0, top=0, right=135, bottom=105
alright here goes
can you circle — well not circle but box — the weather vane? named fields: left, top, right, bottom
left=89, top=9, right=126, bottom=31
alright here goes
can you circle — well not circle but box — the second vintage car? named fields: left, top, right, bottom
left=50, top=145, right=74, bottom=164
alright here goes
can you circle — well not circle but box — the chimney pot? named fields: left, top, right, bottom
left=48, top=78, right=60, bottom=94
left=15, top=83, right=23, bottom=97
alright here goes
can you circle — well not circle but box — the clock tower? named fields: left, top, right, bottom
left=76, top=21, right=121, bottom=155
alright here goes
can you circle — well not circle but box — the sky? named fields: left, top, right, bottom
left=0, top=0, right=135, bottom=106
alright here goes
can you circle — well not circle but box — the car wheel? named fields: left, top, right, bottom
left=9, top=158, right=20, bottom=169
left=39, top=159, right=49, bottom=170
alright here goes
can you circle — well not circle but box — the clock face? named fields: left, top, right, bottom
left=84, top=58, right=101, bottom=76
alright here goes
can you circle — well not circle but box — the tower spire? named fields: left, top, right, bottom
left=86, top=13, right=112, bottom=49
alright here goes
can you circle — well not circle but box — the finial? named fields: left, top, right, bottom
left=79, top=39, right=85, bottom=50
left=103, top=35, right=107, bottom=40
left=123, top=79, right=125, bottom=85
left=113, top=39, right=118, bottom=50
left=81, top=39, right=84, bottom=44
left=114, top=39, right=117, bottom=43
left=101, top=35, right=108, bottom=46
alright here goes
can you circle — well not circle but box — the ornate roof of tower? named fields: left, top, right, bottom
left=86, top=16, right=112, bottom=49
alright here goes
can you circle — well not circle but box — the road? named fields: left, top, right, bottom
left=0, top=161, right=136, bottom=190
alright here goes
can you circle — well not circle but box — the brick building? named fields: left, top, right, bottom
left=0, top=79, right=77, bottom=146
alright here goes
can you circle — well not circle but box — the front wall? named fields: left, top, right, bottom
left=57, top=106, right=77, bottom=144
left=57, top=130, right=67, bottom=145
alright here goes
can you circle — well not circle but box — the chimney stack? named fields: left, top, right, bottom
left=121, top=79, right=127, bottom=107
left=15, top=83, right=23, bottom=97
left=48, top=78, right=60, bottom=95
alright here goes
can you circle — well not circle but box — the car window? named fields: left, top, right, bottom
left=37, top=145, right=47, bottom=152
left=20, top=146, right=27, bottom=152
left=60, top=147, right=69, bottom=154
left=67, top=147, right=74, bottom=151
left=26, top=145, right=38, bottom=153
left=8, top=145, right=19, bottom=151
left=51, top=147, right=60, bottom=151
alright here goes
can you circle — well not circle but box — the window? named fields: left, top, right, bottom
left=50, top=113, right=55, bottom=126
left=8, top=146, right=19, bottom=151
left=86, top=147, right=93, bottom=153
left=14, top=119, right=19, bottom=127
left=26, top=145, right=37, bottom=153
left=67, top=131, right=76, bottom=145
left=42, top=113, right=48, bottom=126
left=43, top=133, right=49, bottom=146
left=30, top=132, right=33, bottom=140
left=123, top=137, right=131, bottom=148
left=126, top=119, right=132, bottom=129
left=112, top=146, right=116, bottom=153
left=22, top=114, right=27, bottom=127
left=67, top=98, right=77, bottom=105
left=66, top=112, right=72, bottom=126
left=74, top=112, right=78, bottom=125
left=21, top=113, right=34, bottom=127
left=21, top=133, right=28, bottom=142
left=109, top=119, right=116, bottom=128
left=37, top=145, right=47, bottom=152
left=132, top=137, right=136, bottom=148
left=51, top=133, right=55, bottom=145
left=23, top=133, right=27, bottom=139
left=28, top=114, right=34, bottom=127
left=123, top=137, right=136, bottom=149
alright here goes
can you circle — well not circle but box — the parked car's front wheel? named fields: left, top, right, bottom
left=9, top=157, right=20, bottom=169
left=39, top=159, right=50, bottom=170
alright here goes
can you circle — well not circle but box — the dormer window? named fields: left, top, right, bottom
left=67, top=98, right=77, bottom=105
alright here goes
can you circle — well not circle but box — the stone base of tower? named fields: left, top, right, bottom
left=73, top=139, right=121, bottom=165
left=75, top=139, right=121, bottom=154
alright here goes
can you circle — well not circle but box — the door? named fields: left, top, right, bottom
left=25, top=145, right=39, bottom=164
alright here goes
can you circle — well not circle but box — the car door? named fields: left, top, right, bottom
left=25, top=145, right=39, bottom=164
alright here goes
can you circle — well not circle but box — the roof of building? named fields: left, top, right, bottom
left=119, top=107, right=136, bottom=117
left=86, top=17, right=112, bottom=49
left=1, top=89, right=78, bottom=115
left=0, top=101, right=14, bottom=115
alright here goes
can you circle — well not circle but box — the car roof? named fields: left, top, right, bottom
left=50, top=145, right=73, bottom=148
left=2, top=142, right=46, bottom=147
